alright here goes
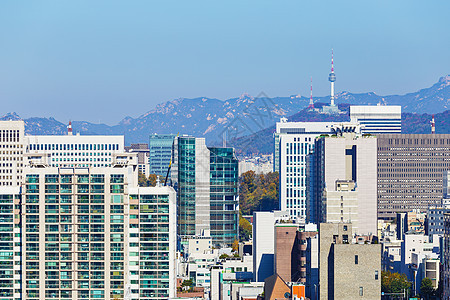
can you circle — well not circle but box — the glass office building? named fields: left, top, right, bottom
left=171, top=136, right=239, bottom=246
left=149, top=134, right=176, bottom=177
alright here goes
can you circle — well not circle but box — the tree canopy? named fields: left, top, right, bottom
left=239, top=171, right=279, bottom=215
left=381, top=271, right=411, bottom=298
left=420, top=277, right=435, bottom=300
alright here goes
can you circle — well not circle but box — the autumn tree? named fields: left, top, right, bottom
left=239, top=171, right=279, bottom=215
left=381, top=271, right=411, bottom=298
left=239, top=216, right=252, bottom=241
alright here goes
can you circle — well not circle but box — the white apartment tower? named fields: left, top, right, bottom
left=0, top=120, right=25, bottom=187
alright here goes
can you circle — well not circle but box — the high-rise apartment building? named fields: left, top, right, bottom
left=350, top=105, right=402, bottom=134
left=312, top=134, right=378, bottom=235
left=149, top=134, right=176, bottom=176
left=377, top=134, right=450, bottom=219
left=25, top=134, right=124, bottom=168
left=0, top=187, right=22, bottom=299
left=274, top=119, right=360, bottom=220
left=21, top=152, right=176, bottom=300
left=0, top=120, right=25, bottom=187
left=171, top=136, right=239, bottom=245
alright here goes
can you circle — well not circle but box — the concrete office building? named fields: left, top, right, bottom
left=319, top=223, right=381, bottom=300
left=149, top=134, right=176, bottom=176
left=350, top=105, right=402, bottom=134
left=0, top=120, right=25, bottom=187
left=377, top=134, right=450, bottom=219
left=21, top=153, right=176, bottom=300
left=25, top=134, right=124, bottom=168
left=274, top=119, right=360, bottom=220
left=313, top=134, right=378, bottom=235
left=125, top=143, right=150, bottom=176
left=171, top=136, right=239, bottom=245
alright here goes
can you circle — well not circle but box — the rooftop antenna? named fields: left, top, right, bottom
left=307, top=77, right=315, bottom=109
left=328, top=49, right=336, bottom=106
left=67, top=121, right=73, bottom=136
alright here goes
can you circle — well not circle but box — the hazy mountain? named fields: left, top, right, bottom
left=1, top=75, right=449, bottom=146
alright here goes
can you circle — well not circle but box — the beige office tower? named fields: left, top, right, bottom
left=21, top=153, right=176, bottom=300
left=378, top=134, right=450, bottom=219
left=0, top=120, right=25, bottom=187
left=314, top=134, right=378, bottom=235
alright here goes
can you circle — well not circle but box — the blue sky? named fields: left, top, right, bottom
left=0, top=0, right=449, bottom=124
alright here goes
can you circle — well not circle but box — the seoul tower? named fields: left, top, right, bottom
left=307, top=77, right=315, bottom=109
left=328, top=49, right=336, bottom=106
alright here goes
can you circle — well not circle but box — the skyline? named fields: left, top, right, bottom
left=0, top=0, right=449, bottom=124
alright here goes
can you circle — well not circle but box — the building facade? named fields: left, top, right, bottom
left=274, top=120, right=360, bottom=220
left=25, top=135, right=124, bottom=168
left=0, top=187, right=22, bottom=299
left=124, top=144, right=150, bottom=176
left=149, top=134, right=176, bottom=177
left=0, top=120, right=25, bottom=187
left=377, top=134, right=450, bottom=219
left=171, top=136, right=239, bottom=246
left=21, top=154, right=176, bottom=300
left=319, top=223, right=381, bottom=300
left=443, top=213, right=450, bottom=299
left=350, top=105, right=402, bottom=134
left=313, top=134, right=378, bottom=235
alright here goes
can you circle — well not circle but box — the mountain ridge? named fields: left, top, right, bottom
left=1, top=75, right=449, bottom=146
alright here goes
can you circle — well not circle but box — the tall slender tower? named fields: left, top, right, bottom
left=328, top=49, right=336, bottom=106
left=307, top=77, right=315, bottom=109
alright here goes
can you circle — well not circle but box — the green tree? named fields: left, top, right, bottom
left=420, top=277, right=435, bottom=300
left=381, top=271, right=411, bottom=298
left=239, top=216, right=252, bottom=241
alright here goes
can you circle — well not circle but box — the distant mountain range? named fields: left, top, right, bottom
left=1, top=75, right=449, bottom=149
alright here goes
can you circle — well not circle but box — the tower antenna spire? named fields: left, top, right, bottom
left=328, top=49, right=336, bottom=106
left=308, top=77, right=314, bottom=109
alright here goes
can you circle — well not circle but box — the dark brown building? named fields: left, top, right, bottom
left=377, top=134, right=450, bottom=219
left=274, top=224, right=298, bottom=283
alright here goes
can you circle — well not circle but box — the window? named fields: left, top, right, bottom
left=343, top=225, right=348, bottom=231
left=375, top=270, right=379, bottom=280
left=355, top=255, right=358, bottom=264
left=359, top=287, right=363, bottom=296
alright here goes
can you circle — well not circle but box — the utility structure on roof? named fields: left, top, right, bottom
left=307, top=77, right=315, bottom=110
